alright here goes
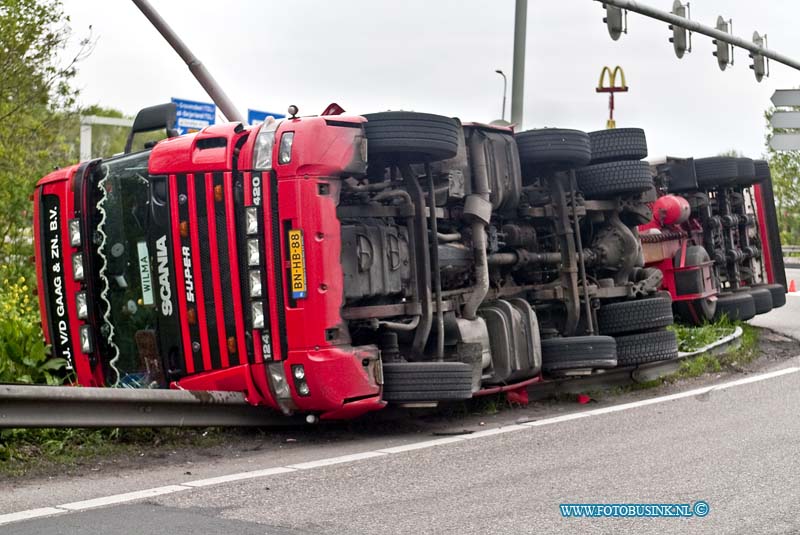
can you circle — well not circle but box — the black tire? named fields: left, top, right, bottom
left=731, top=157, right=757, bottom=187
left=674, top=298, right=717, bottom=325
left=541, top=336, right=617, bottom=372
left=575, top=160, right=654, bottom=199
left=734, top=287, right=773, bottom=315
left=754, top=160, right=771, bottom=182
left=694, top=157, right=739, bottom=188
left=614, top=329, right=679, bottom=366
left=753, top=283, right=786, bottom=308
left=713, top=291, right=756, bottom=322
left=515, top=128, right=591, bottom=173
left=588, top=128, right=648, bottom=164
left=363, top=111, right=460, bottom=163
left=597, top=294, right=674, bottom=335
left=381, top=361, right=473, bottom=402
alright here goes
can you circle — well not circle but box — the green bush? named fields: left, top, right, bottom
left=0, top=268, right=66, bottom=384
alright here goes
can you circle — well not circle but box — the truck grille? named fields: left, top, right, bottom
left=177, top=172, right=242, bottom=372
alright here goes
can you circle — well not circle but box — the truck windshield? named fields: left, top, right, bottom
left=93, top=151, right=158, bottom=387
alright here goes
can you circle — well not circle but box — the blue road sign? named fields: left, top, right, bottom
left=248, top=108, right=286, bottom=125
left=171, top=97, right=216, bottom=135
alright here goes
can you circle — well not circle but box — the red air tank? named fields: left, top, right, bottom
left=652, top=194, right=690, bottom=226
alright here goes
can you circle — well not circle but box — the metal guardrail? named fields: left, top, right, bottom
left=0, top=385, right=295, bottom=428
left=0, top=328, right=743, bottom=428
left=784, top=245, right=800, bottom=253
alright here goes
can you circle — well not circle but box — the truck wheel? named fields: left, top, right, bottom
left=515, top=128, right=591, bottom=174
left=381, top=361, right=473, bottom=402
left=541, top=336, right=617, bottom=373
left=694, top=157, right=739, bottom=188
left=575, top=160, right=653, bottom=199
left=588, top=128, right=648, bottom=164
left=614, top=329, right=678, bottom=366
left=713, top=291, right=756, bottom=322
left=730, top=157, right=756, bottom=187
left=597, top=294, right=674, bottom=335
left=363, top=111, right=460, bottom=163
left=753, top=283, right=786, bottom=308
left=754, top=160, right=771, bottom=183
left=733, top=287, right=773, bottom=315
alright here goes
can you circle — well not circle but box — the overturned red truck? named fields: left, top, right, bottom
left=640, top=151, right=786, bottom=323
left=32, top=106, right=783, bottom=420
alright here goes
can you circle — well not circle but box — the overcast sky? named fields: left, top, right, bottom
left=60, top=0, right=800, bottom=159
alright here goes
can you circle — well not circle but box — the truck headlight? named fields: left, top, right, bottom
left=253, top=121, right=277, bottom=170
left=72, top=253, right=85, bottom=281
left=76, top=292, right=88, bottom=319
left=278, top=132, right=294, bottom=164
left=267, top=362, right=291, bottom=400
left=251, top=301, right=265, bottom=329
left=249, top=270, right=262, bottom=297
left=79, top=325, right=94, bottom=353
left=245, top=206, right=259, bottom=235
left=69, top=219, right=81, bottom=247
left=247, top=239, right=260, bottom=266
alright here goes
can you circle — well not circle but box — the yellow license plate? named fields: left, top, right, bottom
left=287, top=229, right=307, bottom=299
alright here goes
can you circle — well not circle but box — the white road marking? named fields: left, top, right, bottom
left=2, top=366, right=798, bottom=527
left=0, top=508, right=66, bottom=526
left=287, top=451, right=386, bottom=469
left=377, top=436, right=465, bottom=454
left=183, top=467, right=297, bottom=487
left=522, top=366, right=800, bottom=428
left=57, top=485, right=190, bottom=511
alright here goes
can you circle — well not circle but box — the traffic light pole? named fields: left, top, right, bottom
left=511, top=0, right=527, bottom=126
left=131, top=0, right=246, bottom=123
left=596, top=0, right=800, bottom=72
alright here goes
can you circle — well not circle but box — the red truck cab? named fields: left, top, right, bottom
left=34, top=113, right=384, bottom=420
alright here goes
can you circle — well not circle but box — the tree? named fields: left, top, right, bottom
left=764, top=107, right=800, bottom=245
left=0, top=0, right=90, bottom=274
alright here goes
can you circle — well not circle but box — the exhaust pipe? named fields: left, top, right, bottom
left=463, top=132, right=492, bottom=320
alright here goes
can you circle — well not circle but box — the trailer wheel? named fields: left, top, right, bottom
left=515, top=128, right=592, bottom=174
left=597, top=294, right=674, bottom=336
left=713, top=291, right=756, bottom=322
left=733, top=287, right=773, bottom=315
left=363, top=111, right=460, bottom=163
left=754, top=160, right=771, bottom=183
left=753, top=283, right=786, bottom=308
left=729, top=157, right=757, bottom=187
left=694, top=157, right=739, bottom=188
left=614, top=329, right=679, bottom=366
left=381, top=361, right=473, bottom=402
left=541, top=336, right=617, bottom=373
left=588, top=128, right=648, bottom=164
left=574, top=160, right=653, bottom=199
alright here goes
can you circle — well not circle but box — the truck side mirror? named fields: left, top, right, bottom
left=124, top=102, right=179, bottom=154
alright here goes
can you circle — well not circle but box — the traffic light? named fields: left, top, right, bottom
left=712, top=16, right=732, bottom=71
left=749, top=31, right=768, bottom=82
left=668, top=1, right=691, bottom=58
left=603, top=4, right=625, bottom=41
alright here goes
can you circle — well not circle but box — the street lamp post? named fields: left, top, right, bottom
left=495, top=69, right=508, bottom=122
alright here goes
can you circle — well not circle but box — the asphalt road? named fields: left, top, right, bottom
left=4, top=273, right=800, bottom=535
left=750, top=268, right=800, bottom=340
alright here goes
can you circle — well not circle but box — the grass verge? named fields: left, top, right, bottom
left=0, top=427, right=225, bottom=478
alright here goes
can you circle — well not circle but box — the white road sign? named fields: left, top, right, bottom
left=771, top=111, right=800, bottom=129
left=771, top=90, right=800, bottom=108
left=770, top=133, right=800, bottom=151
